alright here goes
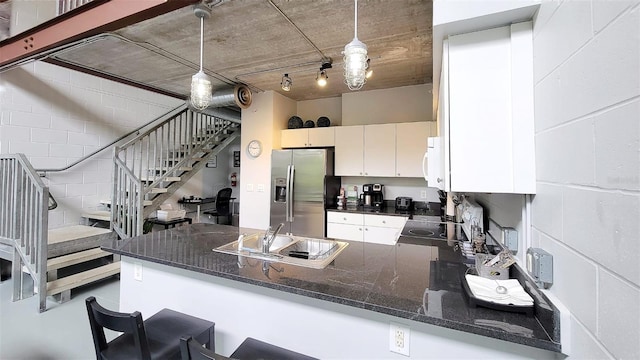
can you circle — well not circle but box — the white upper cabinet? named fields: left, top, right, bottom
left=281, top=127, right=335, bottom=148
left=396, top=122, right=429, bottom=177
left=335, top=125, right=365, bottom=176
left=336, top=122, right=429, bottom=178
left=364, top=124, right=396, bottom=177
left=437, top=22, right=536, bottom=194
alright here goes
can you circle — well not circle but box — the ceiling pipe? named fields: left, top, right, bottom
left=208, top=84, right=252, bottom=109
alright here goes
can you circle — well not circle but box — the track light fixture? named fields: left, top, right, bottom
left=343, top=0, right=369, bottom=90
left=190, top=3, right=213, bottom=110
left=281, top=73, right=292, bottom=91
left=316, top=60, right=332, bottom=87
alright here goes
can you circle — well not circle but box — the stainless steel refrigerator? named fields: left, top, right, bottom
left=270, top=149, right=340, bottom=238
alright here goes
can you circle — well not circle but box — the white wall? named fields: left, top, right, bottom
left=239, top=91, right=296, bottom=230
left=342, top=84, right=434, bottom=125
left=0, top=61, right=182, bottom=228
left=477, top=2, right=639, bottom=359
left=296, top=96, right=342, bottom=126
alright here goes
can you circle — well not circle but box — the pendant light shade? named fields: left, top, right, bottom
left=190, top=4, right=212, bottom=110
left=343, top=0, right=368, bottom=91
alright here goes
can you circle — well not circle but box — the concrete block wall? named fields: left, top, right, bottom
left=0, top=61, right=182, bottom=228
left=530, top=1, right=639, bottom=358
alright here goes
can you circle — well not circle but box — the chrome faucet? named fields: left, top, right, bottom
left=262, top=223, right=285, bottom=253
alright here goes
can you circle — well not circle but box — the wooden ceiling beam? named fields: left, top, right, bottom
left=0, top=0, right=198, bottom=68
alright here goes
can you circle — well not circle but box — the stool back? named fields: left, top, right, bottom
left=86, top=296, right=151, bottom=359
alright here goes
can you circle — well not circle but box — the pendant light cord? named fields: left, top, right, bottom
left=199, top=16, right=204, bottom=72
left=354, top=0, right=358, bottom=39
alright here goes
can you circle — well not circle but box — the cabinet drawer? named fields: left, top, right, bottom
left=327, top=211, right=364, bottom=225
left=364, top=214, right=407, bottom=229
left=327, top=223, right=363, bottom=242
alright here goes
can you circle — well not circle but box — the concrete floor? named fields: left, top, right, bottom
left=0, top=276, right=120, bottom=360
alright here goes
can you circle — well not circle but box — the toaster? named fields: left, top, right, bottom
left=395, top=197, right=413, bottom=211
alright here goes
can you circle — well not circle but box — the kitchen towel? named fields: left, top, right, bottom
left=465, top=274, right=534, bottom=306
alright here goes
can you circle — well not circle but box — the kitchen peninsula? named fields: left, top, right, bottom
left=103, top=224, right=561, bottom=358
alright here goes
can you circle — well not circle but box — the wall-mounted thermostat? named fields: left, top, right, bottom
left=527, top=248, right=553, bottom=288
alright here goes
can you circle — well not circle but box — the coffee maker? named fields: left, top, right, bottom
left=361, top=184, right=374, bottom=208
left=371, top=183, right=384, bottom=209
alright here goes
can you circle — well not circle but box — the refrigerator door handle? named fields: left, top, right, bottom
left=285, top=165, right=291, bottom=222
left=289, top=165, right=295, bottom=221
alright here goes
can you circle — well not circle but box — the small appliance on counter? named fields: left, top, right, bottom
left=395, top=197, right=413, bottom=211
left=361, top=183, right=384, bottom=209
left=371, top=183, right=384, bottom=209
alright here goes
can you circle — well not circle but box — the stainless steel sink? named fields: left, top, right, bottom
left=216, top=234, right=294, bottom=254
left=214, top=233, right=348, bottom=269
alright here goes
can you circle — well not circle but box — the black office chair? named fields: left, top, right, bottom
left=180, top=336, right=317, bottom=360
left=204, top=188, right=233, bottom=225
left=180, top=336, right=233, bottom=360
left=86, top=296, right=215, bottom=360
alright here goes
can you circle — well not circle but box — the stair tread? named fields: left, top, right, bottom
left=141, top=176, right=181, bottom=182
left=48, top=225, right=111, bottom=245
left=150, top=188, right=168, bottom=194
left=81, top=210, right=111, bottom=221
left=46, top=262, right=120, bottom=296
left=47, top=248, right=111, bottom=271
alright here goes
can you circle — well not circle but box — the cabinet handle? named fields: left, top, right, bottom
left=365, top=172, right=368, bottom=176
left=343, top=217, right=347, bottom=221
left=382, top=220, right=386, bottom=224
left=358, top=228, right=362, bottom=231
left=437, top=178, right=442, bottom=183
left=365, top=228, right=368, bottom=231
left=397, top=173, right=400, bottom=176
left=360, top=172, right=363, bottom=175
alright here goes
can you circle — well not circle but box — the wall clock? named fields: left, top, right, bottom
left=247, top=139, right=262, bottom=158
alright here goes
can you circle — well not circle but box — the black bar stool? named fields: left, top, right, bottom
left=86, top=296, right=215, bottom=359
left=180, top=336, right=318, bottom=360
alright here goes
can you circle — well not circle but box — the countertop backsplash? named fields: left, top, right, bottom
left=340, top=176, right=439, bottom=202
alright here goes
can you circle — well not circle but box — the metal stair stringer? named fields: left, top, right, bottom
left=142, top=131, right=239, bottom=218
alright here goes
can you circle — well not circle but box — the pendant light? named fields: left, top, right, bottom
left=342, top=0, right=369, bottom=91
left=190, top=4, right=212, bottom=110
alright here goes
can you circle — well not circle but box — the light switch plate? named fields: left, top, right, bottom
left=133, top=262, right=143, bottom=281
left=246, top=184, right=254, bottom=192
left=257, top=184, right=265, bottom=192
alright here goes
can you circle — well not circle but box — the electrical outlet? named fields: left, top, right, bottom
left=389, top=322, right=410, bottom=356
left=133, top=262, right=143, bottom=281
left=420, top=190, right=427, bottom=199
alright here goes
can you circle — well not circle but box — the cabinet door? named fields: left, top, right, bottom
left=426, top=137, right=444, bottom=190
left=363, top=124, right=395, bottom=177
left=335, top=126, right=364, bottom=176
left=396, top=122, right=429, bottom=177
left=327, top=223, right=363, bottom=242
left=448, top=26, right=513, bottom=192
left=281, top=129, right=309, bottom=148
left=307, top=127, right=335, bottom=147
left=364, top=226, right=400, bottom=245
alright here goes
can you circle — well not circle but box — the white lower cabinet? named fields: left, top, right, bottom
left=326, top=211, right=408, bottom=245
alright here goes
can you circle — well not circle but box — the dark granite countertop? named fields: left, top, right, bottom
left=102, top=223, right=561, bottom=353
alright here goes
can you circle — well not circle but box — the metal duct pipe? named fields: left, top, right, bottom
left=209, top=84, right=252, bottom=109
left=200, top=107, right=241, bottom=123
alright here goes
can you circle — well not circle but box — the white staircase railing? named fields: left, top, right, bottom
left=0, top=154, right=49, bottom=312
left=113, top=104, right=237, bottom=239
